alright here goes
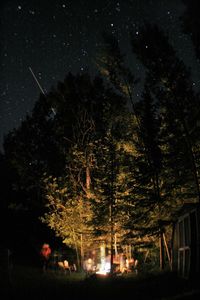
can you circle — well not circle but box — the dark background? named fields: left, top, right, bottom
left=1, top=0, right=199, bottom=151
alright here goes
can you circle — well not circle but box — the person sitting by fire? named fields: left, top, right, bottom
left=84, top=257, right=95, bottom=275
left=63, top=259, right=71, bottom=274
left=120, top=254, right=127, bottom=273
left=134, top=258, right=139, bottom=274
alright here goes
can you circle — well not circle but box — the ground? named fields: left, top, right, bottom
left=2, top=265, right=200, bottom=299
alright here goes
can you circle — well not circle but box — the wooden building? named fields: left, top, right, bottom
left=172, top=203, right=200, bottom=278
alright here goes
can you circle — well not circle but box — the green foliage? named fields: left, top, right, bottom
left=41, top=174, right=93, bottom=249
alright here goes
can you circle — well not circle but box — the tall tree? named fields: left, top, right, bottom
left=181, top=0, right=200, bottom=61
left=96, top=33, right=141, bottom=124
left=40, top=74, right=128, bottom=267
left=131, top=24, right=200, bottom=204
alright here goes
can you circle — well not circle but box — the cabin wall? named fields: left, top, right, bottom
left=172, top=206, right=200, bottom=278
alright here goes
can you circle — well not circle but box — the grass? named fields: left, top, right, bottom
left=3, top=265, right=200, bottom=299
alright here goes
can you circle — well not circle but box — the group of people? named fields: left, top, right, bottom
left=40, top=243, right=139, bottom=275
left=57, top=259, right=77, bottom=273
left=40, top=243, right=78, bottom=273
left=82, top=254, right=139, bottom=275
left=122, top=257, right=139, bottom=274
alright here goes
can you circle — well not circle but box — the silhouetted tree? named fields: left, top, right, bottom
left=131, top=23, right=200, bottom=204
left=181, top=0, right=200, bottom=60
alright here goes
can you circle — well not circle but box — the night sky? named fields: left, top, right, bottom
left=1, top=0, right=200, bottom=151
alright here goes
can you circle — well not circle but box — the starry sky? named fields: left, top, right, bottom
left=1, top=0, right=200, bottom=151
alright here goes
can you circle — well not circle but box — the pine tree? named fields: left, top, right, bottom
left=181, top=0, right=200, bottom=61
left=131, top=23, right=200, bottom=204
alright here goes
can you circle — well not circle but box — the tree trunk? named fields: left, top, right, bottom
left=100, top=242, right=106, bottom=267
left=80, top=233, right=84, bottom=269
left=114, top=233, right=118, bottom=256
left=109, top=203, right=114, bottom=274
left=109, top=138, right=115, bottom=274
left=163, top=232, right=172, bottom=270
left=159, top=230, right=165, bottom=270
left=128, top=244, right=132, bottom=260
left=86, top=166, right=91, bottom=190
left=72, top=228, right=80, bottom=270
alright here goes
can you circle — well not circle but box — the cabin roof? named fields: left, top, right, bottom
left=173, top=203, right=200, bottom=219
